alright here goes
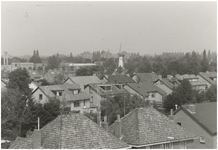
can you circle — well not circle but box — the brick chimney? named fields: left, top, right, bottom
left=169, top=109, right=174, bottom=120
left=101, top=116, right=108, bottom=131
left=188, top=104, right=196, bottom=114
left=33, top=129, right=41, bottom=149
left=97, top=111, right=101, bottom=126
left=114, top=114, right=122, bottom=139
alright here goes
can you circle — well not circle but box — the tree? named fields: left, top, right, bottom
left=47, top=55, right=61, bottom=70
left=163, top=79, right=195, bottom=113
left=1, top=88, right=30, bottom=140
left=201, top=49, right=209, bottom=72
left=101, top=94, right=149, bottom=125
left=7, top=68, right=32, bottom=96
left=205, top=85, right=217, bottom=102
left=137, top=56, right=152, bottom=73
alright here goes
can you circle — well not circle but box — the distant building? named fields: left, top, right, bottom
left=173, top=102, right=217, bottom=149
left=132, top=72, right=159, bottom=84
left=43, top=70, right=64, bottom=84
left=176, top=74, right=207, bottom=91
left=198, top=72, right=217, bottom=88
left=84, top=83, right=126, bottom=109
left=64, top=75, right=101, bottom=91
left=9, top=113, right=130, bottom=149
left=102, top=75, right=135, bottom=85
left=154, top=78, right=174, bottom=95
left=10, top=62, right=34, bottom=71
left=124, top=82, right=167, bottom=107
left=30, top=83, right=95, bottom=113
left=109, top=107, right=196, bottom=149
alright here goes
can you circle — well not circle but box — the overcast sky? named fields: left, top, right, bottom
left=1, top=1, right=217, bottom=57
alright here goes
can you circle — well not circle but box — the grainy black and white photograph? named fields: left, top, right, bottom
left=1, top=1, right=217, bottom=149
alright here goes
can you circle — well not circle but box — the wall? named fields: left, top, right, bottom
left=84, top=86, right=102, bottom=108
left=70, top=99, right=91, bottom=113
left=32, top=89, right=49, bottom=104
left=174, top=110, right=215, bottom=149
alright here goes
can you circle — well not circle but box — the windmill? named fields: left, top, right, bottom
left=118, top=43, right=125, bottom=68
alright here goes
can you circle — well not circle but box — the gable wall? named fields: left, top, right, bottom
left=173, top=110, right=215, bottom=149
left=32, top=89, right=49, bottom=104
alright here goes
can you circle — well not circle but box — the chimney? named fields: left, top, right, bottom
left=101, top=116, right=108, bottom=131
left=188, top=104, right=196, bottom=114
left=97, top=111, right=101, bottom=126
left=114, top=114, right=122, bottom=139
left=169, top=109, right=174, bottom=120
left=33, top=129, right=41, bottom=149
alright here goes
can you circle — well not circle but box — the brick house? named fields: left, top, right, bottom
left=173, top=102, right=217, bottom=149
left=9, top=113, right=130, bottom=149
left=109, top=107, right=196, bottom=149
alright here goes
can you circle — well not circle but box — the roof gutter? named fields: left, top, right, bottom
left=128, top=137, right=197, bottom=148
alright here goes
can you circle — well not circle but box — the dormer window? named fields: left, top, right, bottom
left=115, top=84, right=123, bottom=90
left=99, top=85, right=112, bottom=91
left=74, top=90, right=79, bottom=95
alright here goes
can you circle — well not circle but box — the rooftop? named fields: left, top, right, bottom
left=106, top=75, right=135, bottom=84
left=109, top=107, right=196, bottom=146
left=133, top=72, right=159, bottom=83
left=175, top=102, right=217, bottom=135
left=10, top=113, right=130, bottom=149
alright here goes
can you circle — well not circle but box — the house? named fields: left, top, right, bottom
left=198, top=72, right=217, bottom=88
left=28, top=71, right=43, bottom=82
left=30, top=83, right=96, bottom=113
left=176, top=74, right=207, bottom=91
left=154, top=78, right=174, bottom=95
left=29, top=82, right=38, bottom=92
left=84, top=83, right=126, bottom=108
left=64, top=75, right=102, bottom=91
left=1, top=79, right=7, bottom=90
left=102, top=75, right=135, bottom=85
left=109, top=107, right=196, bottom=149
left=173, top=102, right=217, bottom=149
left=124, top=82, right=167, bottom=107
left=132, top=72, right=159, bottom=84
left=43, top=70, right=64, bottom=84
left=9, top=113, right=130, bottom=149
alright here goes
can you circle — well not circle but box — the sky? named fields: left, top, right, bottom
left=1, top=1, right=217, bottom=57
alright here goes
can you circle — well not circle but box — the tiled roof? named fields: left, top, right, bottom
left=133, top=73, right=159, bottom=83
left=162, top=78, right=174, bottom=89
left=28, top=71, right=43, bottom=80
left=10, top=114, right=129, bottom=149
left=174, top=102, right=217, bottom=135
left=190, top=81, right=206, bottom=87
left=106, top=75, right=135, bottom=84
left=67, top=76, right=101, bottom=85
left=199, top=72, right=217, bottom=85
left=109, top=107, right=196, bottom=146
left=87, top=83, right=126, bottom=96
left=39, top=83, right=90, bottom=101
left=126, top=82, right=167, bottom=97
left=9, top=137, right=33, bottom=149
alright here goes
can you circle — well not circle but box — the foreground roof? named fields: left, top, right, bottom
left=10, top=113, right=130, bottom=149
left=109, top=107, right=196, bottom=146
left=174, top=102, right=217, bottom=135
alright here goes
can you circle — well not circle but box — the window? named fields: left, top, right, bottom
left=89, top=88, right=93, bottom=94
left=200, top=136, right=206, bottom=144
left=83, top=100, right=86, bottom=107
left=100, top=85, right=112, bottom=91
left=74, top=90, right=78, bottom=95
left=177, top=122, right=181, bottom=126
left=90, top=96, right=93, bottom=103
left=180, top=141, right=186, bottom=149
left=115, top=84, right=123, bottom=90
left=74, top=101, right=80, bottom=107
left=59, top=91, right=62, bottom=96
left=39, top=94, right=43, bottom=100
